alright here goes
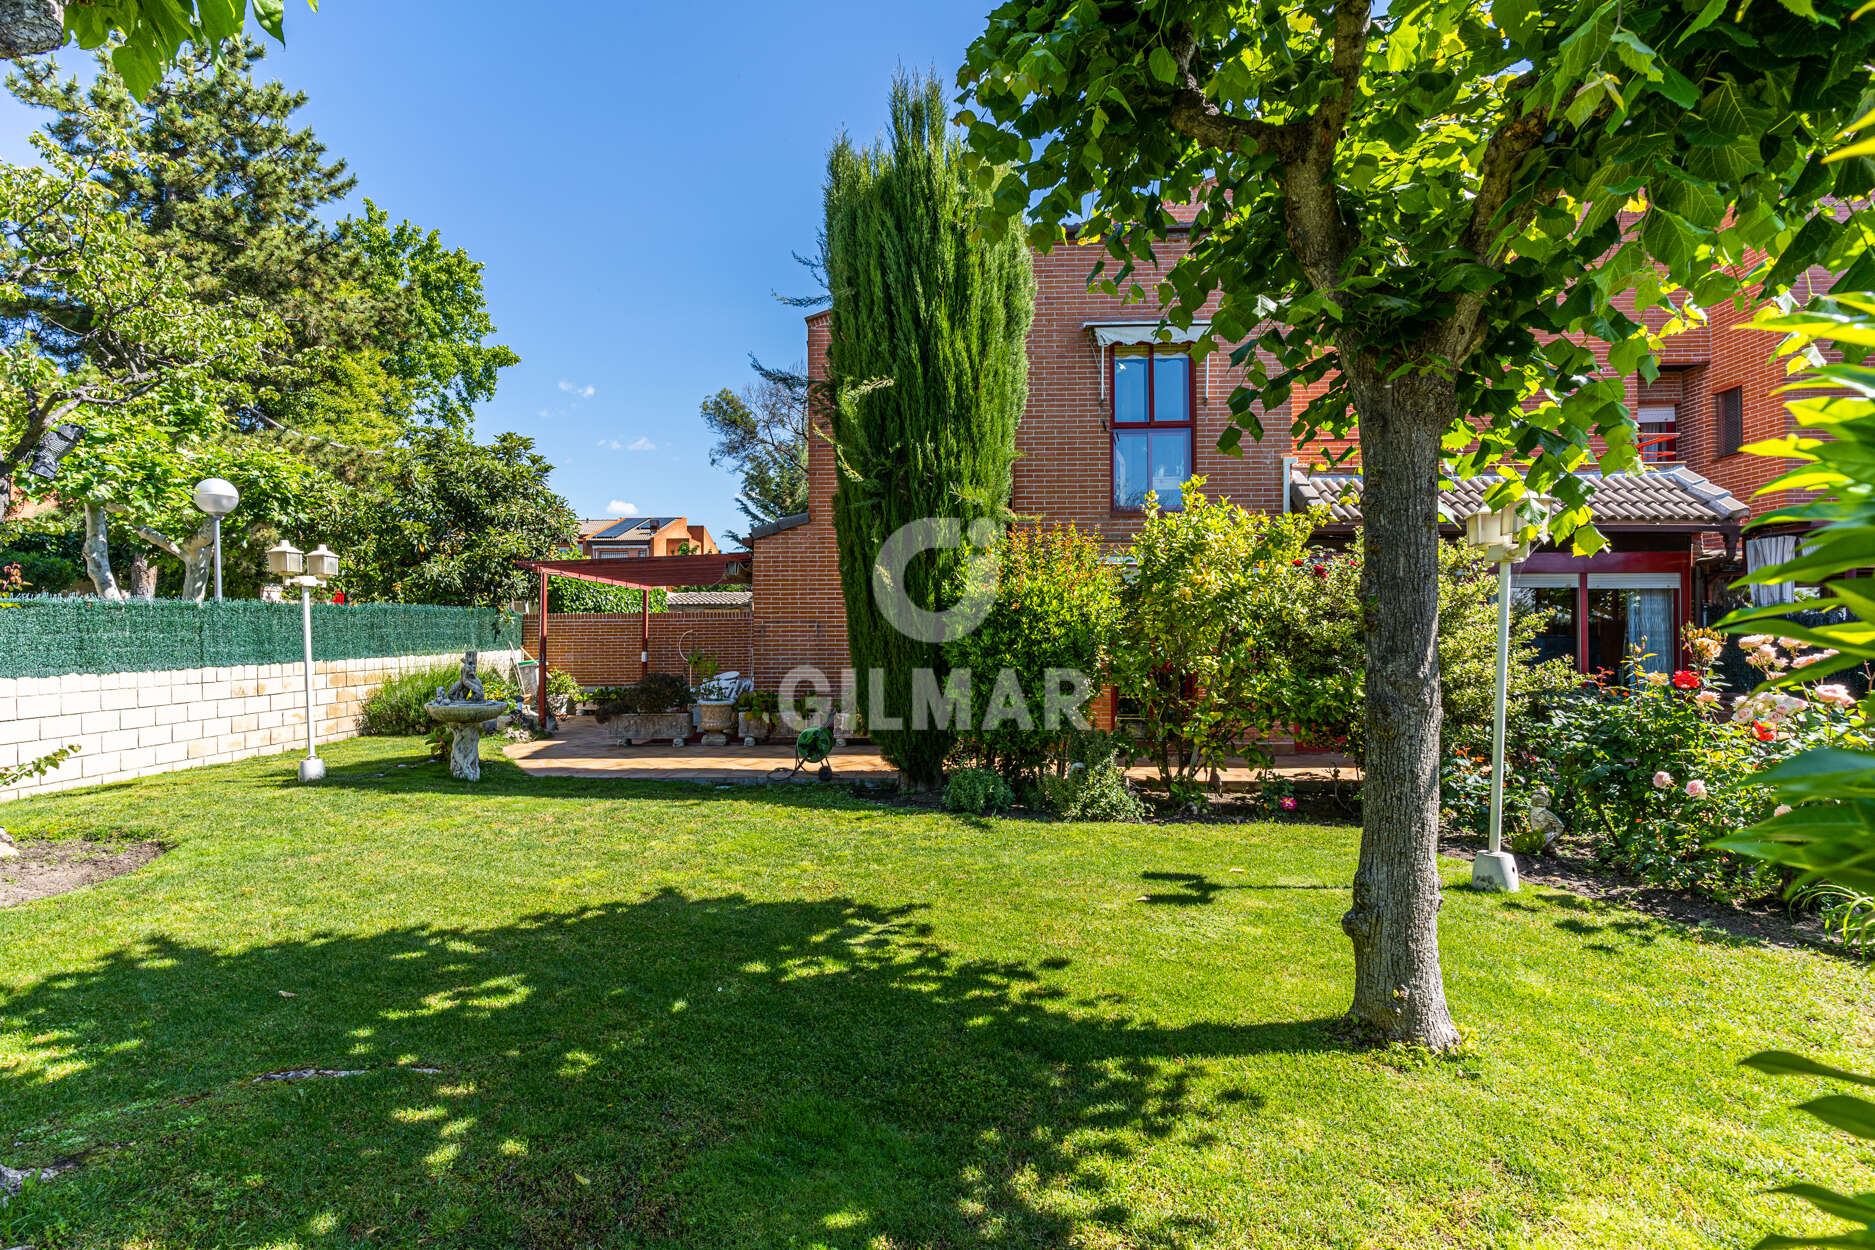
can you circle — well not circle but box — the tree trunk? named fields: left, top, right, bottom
left=176, top=519, right=216, bottom=601
left=1339, top=367, right=1462, bottom=1052
left=82, top=502, right=123, bottom=600
left=127, top=547, right=157, bottom=598
left=0, top=0, right=62, bottom=57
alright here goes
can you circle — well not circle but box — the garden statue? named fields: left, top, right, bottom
left=1526, top=787, right=1565, bottom=853
left=423, top=650, right=509, bottom=781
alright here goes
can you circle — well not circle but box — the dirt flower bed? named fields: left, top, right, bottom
left=0, top=838, right=164, bottom=907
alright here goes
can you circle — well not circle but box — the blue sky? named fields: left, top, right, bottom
left=0, top=0, right=995, bottom=543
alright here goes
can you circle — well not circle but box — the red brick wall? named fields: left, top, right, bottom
left=748, top=231, right=1824, bottom=693
left=750, top=236, right=1289, bottom=690
left=521, top=611, right=753, bottom=688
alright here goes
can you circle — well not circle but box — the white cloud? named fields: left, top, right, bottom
left=604, top=500, right=641, bottom=517
left=558, top=379, right=596, bottom=399
left=597, top=438, right=622, bottom=450
left=625, top=436, right=656, bottom=452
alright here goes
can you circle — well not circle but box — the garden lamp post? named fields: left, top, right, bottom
left=191, top=477, right=240, bottom=601
left=268, top=540, right=340, bottom=782
left=1461, top=497, right=1548, bottom=893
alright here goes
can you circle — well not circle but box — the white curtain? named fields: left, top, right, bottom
left=1747, top=535, right=1799, bottom=607
left=1626, top=590, right=1676, bottom=673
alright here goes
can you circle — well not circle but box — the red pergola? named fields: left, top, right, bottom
left=515, top=552, right=751, bottom=726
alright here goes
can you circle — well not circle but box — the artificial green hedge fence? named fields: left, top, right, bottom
left=0, top=597, right=523, bottom=680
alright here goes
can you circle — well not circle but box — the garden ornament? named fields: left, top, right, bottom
left=424, top=650, right=510, bottom=782
left=1526, top=787, right=1565, bottom=853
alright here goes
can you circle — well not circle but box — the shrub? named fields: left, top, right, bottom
left=593, top=672, right=692, bottom=719
left=0, top=549, right=81, bottom=594
left=944, top=524, right=1121, bottom=784
left=1111, top=484, right=1573, bottom=792
left=1523, top=632, right=1867, bottom=902
left=1040, top=733, right=1146, bottom=823
left=944, top=766, right=1014, bottom=816
left=360, top=664, right=460, bottom=736
left=1110, top=482, right=1320, bottom=792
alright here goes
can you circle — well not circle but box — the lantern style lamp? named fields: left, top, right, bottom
left=1462, top=494, right=1551, bottom=894
left=265, top=538, right=341, bottom=782
left=266, top=540, right=305, bottom=579
left=192, top=477, right=241, bottom=601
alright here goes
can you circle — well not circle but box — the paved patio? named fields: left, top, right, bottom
left=504, top=716, right=1359, bottom=788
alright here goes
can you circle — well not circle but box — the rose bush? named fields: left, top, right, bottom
left=1521, top=628, right=1868, bottom=902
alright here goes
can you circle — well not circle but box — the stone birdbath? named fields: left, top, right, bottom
left=424, top=650, right=509, bottom=781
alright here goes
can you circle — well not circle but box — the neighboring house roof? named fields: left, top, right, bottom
left=666, top=590, right=753, bottom=610
left=587, top=516, right=682, bottom=541
left=747, top=511, right=810, bottom=541
left=1289, top=466, right=1750, bottom=529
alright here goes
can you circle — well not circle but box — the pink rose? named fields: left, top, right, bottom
left=1684, top=779, right=1708, bottom=799
left=1774, top=804, right=1792, bottom=817
left=1695, top=691, right=1720, bottom=705
left=1652, top=771, right=1673, bottom=789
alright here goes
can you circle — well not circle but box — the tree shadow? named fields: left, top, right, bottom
left=0, top=889, right=1343, bottom=1248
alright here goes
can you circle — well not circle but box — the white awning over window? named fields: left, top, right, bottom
left=1084, top=321, right=1211, bottom=347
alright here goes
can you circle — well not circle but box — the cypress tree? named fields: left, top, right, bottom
left=822, top=72, right=1033, bottom=789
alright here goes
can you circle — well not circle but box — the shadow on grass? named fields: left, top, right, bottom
left=1137, top=872, right=1346, bottom=906
left=0, top=889, right=1343, bottom=1248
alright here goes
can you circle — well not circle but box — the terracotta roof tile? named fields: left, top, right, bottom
left=1288, top=467, right=1749, bottom=528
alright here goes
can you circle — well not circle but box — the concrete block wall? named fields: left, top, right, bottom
left=0, top=649, right=521, bottom=801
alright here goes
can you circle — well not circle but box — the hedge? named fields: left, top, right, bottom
left=0, top=597, right=523, bottom=680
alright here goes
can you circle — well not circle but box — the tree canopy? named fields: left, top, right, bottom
left=958, top=0, right=1875, bottom=1048
left=0, top=0, right=315, bottom=98
left=700, top=357, right=810, bottom=544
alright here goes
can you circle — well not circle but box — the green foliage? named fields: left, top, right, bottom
left=0, top=115, right=280, bottom=582
left=823, top=71, right=1034, bottom=788
left=944, top=524, right=1121, bottom=783
left=956, top=0, right=1875, bottom=547
left=1704, top=293, right=1875, bottom=1250
left=1109, top=483, right=1319, bottom=791
left=359, top=664, right=461, bottom=737
left=700, top=364, right=808, bottom=544
left=1520, top=640, right=1864, bottom=902
left=340, top=201, right=519, bottom=434
left=1711, top=300, right=1875, bottom=896
left=0, top=743, right=77, bottom=791
left=593, top=673, right=692, bottom=718
left=57, top=1, right=315, bottom=100
left=546, top=579, right=665, bottom=615
left=1039, top=733, right=1147, bottom=823
left=943, top=766, right=1014, bottom=816
left=318, top=429, right=578, bottom=609
left=0, top=548, right=80, bottom=593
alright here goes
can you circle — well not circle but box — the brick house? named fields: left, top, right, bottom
left=744, top=224, right=1812, bottom=695
left=577, top=516, right=719, bottom=559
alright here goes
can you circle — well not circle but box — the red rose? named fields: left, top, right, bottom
left=1291, top=559, right=1305, bottom=567
left=1312, top=564, right=1328, bottom=577
left=331, top=591, right=346, bottom=605
left=1752, top=721, right=1775, bottom=742
left=1671, top=670, right=1698, bottom=690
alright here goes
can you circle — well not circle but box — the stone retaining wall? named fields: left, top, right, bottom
left=0, top=649, right=522, bottom=800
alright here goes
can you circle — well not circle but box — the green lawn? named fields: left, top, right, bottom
left=0, top=738, right=1868, bottom=1249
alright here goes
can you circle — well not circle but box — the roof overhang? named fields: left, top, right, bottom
left=1290, top=466, right=1750, bottom=531
left=516, top=552, right=750, bottom=590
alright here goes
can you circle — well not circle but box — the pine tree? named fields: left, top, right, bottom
left=822, top=72, right=1033, bottom=789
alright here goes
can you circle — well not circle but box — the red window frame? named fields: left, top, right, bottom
left=1110, top=345, right=1196, bottom=513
